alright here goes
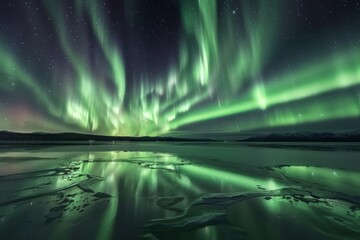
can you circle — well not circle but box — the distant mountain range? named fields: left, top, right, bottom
left=0, top=130, right=359, bottom=143
left=242, top=131, right=360, bottom=142
left=0, top=130, right=213, bottom=142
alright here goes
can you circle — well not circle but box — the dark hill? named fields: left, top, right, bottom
left=242, top=131, right=360, bottom=142
left=0, top=131, right=214, bottom=143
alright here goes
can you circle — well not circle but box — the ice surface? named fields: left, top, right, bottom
left=0, top=142, right=359, bottom=239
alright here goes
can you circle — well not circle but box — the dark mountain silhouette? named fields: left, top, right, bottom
left=0, top=130, right=215, bottom=143
left=242, top=131, right=360, bottom=142
left=1, top=130, right=359, bottom=143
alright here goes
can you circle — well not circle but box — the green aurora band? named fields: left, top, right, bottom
left=0, top=0, right=359, bottom=136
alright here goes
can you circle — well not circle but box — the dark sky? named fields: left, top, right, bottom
left=0, top=0, right=359, bottom=136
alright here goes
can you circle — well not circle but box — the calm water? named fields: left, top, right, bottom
left=0, top=142, right=359, bottom=240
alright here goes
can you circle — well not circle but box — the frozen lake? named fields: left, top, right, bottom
left=0, top=142, right=359, bottom=239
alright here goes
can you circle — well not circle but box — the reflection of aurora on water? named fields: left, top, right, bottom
left=0, top=0, right=359, bottom=136
left=1, top=145, right=360, bottom=240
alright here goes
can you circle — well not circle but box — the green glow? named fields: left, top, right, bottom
left=0, top=0, right=359, bottom=135
left=183, top=165, right=283, bottom=191
left=170, top=50, right=360, bottom=130
left=0, top=48, right=54, bottom=111
left=86, top=0, right=126, bottom=104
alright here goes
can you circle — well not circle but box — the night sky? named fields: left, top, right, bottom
left=0, top=0, right=360, bottom=137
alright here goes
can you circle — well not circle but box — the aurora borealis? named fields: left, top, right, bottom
left=0, top=0, right=359, bottom=136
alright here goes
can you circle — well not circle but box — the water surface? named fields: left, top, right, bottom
left=0, top=142, right=359, bottom=239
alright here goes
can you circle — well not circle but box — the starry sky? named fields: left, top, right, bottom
left=0, top=0, right=360, bottom=137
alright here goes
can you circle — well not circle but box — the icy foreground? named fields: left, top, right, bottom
left=0, top=142, right=359, bottom=240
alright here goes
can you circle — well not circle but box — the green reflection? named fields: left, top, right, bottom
left=1, top=146, right=360, bottom=239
